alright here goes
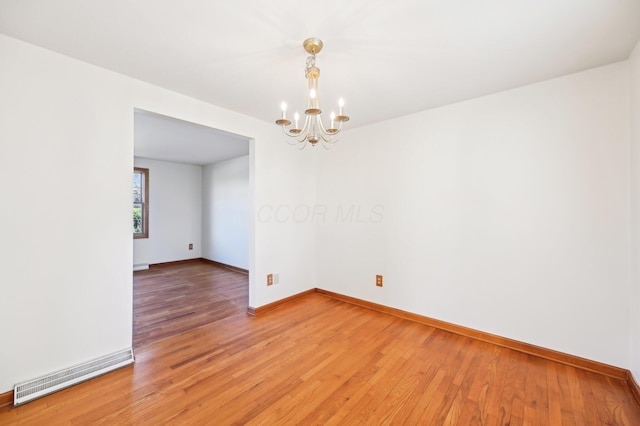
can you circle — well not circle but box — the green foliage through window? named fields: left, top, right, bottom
left=133, top=167, right=148, bottom=238
left=133, top=208, right=142, bottom=233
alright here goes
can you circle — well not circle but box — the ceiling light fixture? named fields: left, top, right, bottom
left=276, top=38, right=350, bottom=149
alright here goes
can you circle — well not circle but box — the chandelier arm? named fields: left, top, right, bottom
left=281, top=126, right=298, bottom=138
left=281, top=127, right=308, bottom=147
left=316, top=116, right=341, bottom=142
left=296, top=114, right=313, bottom=143
left=281, top=113, right=311, bottom=143
left=280, top=125, right=292, bottom=134
left=281, top=126, right=308, bottom=146
left=322, top=134, right=341, bottom=145
left=320, top=131, right=342, bottom=148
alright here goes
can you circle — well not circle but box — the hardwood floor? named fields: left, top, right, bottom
left=0, top=260, right=638, bottom=424
left=133, top=261, right=248, bottom=349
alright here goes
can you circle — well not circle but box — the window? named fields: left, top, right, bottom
left=133, top=167, right=149, bottom=238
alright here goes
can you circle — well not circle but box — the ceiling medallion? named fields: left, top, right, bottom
left=276, top=38, right=350, bottom=149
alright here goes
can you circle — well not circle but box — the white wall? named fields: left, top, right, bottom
left=253, top=143, right=318, bottom=304
left=133, top=157, right=202, bottom=265
left=317, top=62, right=631, bottom=368
left=202, top=155, right=249, bottom=269
left=630, top=39, right=640, bottom=381
left=0, top=34, right=317, bottom=393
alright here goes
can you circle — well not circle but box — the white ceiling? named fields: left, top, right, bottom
left=1, top=0, right=639, bottom=130
left=134, top=110, right=249, bottom=165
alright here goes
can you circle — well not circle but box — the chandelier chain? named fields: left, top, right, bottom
left=306, top=54, right=316, bottom=70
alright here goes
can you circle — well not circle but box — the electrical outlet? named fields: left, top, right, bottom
left=274, top=273, right=279, bottom=284
left=188, top=243, right=193, bottom=250
left=267, top=274, right=273, bottom=286
left=376, top=275, right=383, bottom=287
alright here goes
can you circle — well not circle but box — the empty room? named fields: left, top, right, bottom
left=1, top=1, right=640, bottom=424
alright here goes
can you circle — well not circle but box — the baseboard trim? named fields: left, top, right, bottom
left=148, top=258, right=202, bottom=268
left=315, top=288, right=628, bottom=380
left=200, top=258, right=249, bottom=274
left=247, top=289, right=316, bottom=316
left=148, top=258, right=249, bottom=274
left=628, top=372, right=640, bottom=405
left=0, top=390, right=12, bottom=409
left=133, top=263, right=149, bottom=272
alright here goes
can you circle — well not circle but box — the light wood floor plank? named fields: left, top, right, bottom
left=1, top=260, right=638, bottom=424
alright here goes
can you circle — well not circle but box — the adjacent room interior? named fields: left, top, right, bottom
left=132, top=110, right=250, bottom=349
left=1, top=1, right=640, bottom=423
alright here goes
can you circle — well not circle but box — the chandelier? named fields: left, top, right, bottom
left=275, top=38, right=350, bottom=149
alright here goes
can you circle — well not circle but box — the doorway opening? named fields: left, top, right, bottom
left=132, top=109, right=251, bottom=348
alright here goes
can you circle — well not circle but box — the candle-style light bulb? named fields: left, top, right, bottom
left=330, top=111, right=336, bottom=129
left=281, top=101, right=287, bottom=119
left=338, top=98, right=344, bottom=115
left=294, top=112, right=300, bottom=129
